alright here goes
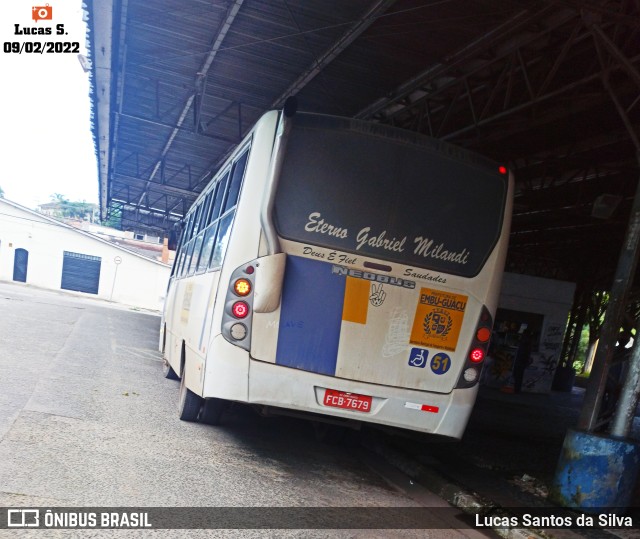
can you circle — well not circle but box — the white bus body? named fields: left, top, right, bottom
left=161, top=108, right=513, bottom=439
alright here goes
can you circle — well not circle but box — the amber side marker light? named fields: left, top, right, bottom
left=234, top=278, right=251, bottom=296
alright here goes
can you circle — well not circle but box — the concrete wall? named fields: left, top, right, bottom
left=0, top=198, right=170, bottom=311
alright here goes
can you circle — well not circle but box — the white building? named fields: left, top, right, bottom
left=0, top=198, right=171, bottom=311
left=483, top=272, right=576, bottom=393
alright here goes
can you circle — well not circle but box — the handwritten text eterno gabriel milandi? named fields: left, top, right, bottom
left=304, top=212, right=470, bottom=266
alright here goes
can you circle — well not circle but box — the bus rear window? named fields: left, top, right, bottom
left=273, top=116, right=508, bottom=278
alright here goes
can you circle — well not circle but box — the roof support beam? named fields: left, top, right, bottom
left=355, top=4, right=563, bottom=120
left=136, top=0, right=245, bottom=207
left=115, top=174, right=198, bottom=200
left=270, top=0, right=396, bottom=107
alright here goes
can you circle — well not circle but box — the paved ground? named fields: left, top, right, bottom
left=365, top=377, right=640, bottom=539
left=0, top=281, right=494, bottom=538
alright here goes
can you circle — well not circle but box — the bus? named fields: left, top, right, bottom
left=160, top=102, right=513, bottom=439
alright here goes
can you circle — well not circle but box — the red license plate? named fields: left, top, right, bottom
left=323, top=389, right=372, bottom=413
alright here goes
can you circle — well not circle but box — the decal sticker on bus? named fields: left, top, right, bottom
left=410, top=288, right=468, bottom=352
left=430, top=352, right=451, bottom=375
left=331, top=264, right=415, bottom=289
left=408, top=347, right=428, bottom=368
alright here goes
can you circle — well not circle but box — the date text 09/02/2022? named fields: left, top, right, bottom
left=4, top=42, right=80, bottom=54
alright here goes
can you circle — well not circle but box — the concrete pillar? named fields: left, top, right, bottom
left=551, top=429, right=640, bottom=511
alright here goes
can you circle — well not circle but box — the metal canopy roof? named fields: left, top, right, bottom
left=86, top=0, right=640, bottom=288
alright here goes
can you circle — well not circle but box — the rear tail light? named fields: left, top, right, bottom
left=232, top=301, right=249, bottom=319
left=456, top=306, right=493, bottom=389
left=476, top=327, right=491, bottom=343
left=222, top=262, right=256, bottom=350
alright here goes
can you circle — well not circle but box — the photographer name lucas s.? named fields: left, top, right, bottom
left=476, top=513, right=634, bottom=529
left=14, top=23, right=66, bottom=35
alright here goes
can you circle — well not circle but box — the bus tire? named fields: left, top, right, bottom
left=199, top=398, right=226, bottom=425
left=162, top=359, right=179, bottom=380
left=178, top=373, right=203, bottom=422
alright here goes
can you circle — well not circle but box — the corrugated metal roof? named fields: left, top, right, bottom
left=86, top=0, right=640, bottom=285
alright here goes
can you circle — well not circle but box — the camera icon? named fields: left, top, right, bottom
left=32, top=4, right=53, bottom=22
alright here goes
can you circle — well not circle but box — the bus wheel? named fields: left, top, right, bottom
left=199, top=398, right=226, bottom=425
left=162, top=359, right=179, bottom=380
left=178, top=374, right=203, bottom=422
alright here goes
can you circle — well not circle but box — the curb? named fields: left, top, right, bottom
left=360, top=432, right=579, bottom=539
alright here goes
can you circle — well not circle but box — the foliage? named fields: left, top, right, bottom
left=572, top=325, right=591, bottom=373
left=101, top=206, right=122, bottom=229
left=587, top=291, right=608, bottom=345
left=567, top=289, right=639, bottom=374
left=48, top=193, right=96, bottom=220
left=0, top=185, right=4, bottom=198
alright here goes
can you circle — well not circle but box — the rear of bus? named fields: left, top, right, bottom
left=220, top=113, right=513, bottom=439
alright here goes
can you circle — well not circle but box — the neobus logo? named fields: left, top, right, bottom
left=331, top=265, right=415, bottom=289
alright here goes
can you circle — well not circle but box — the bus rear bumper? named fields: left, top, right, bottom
left=247, top=359, right=478, bottom=439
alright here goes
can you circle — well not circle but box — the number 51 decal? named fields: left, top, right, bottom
left=430, top=352, right=451, bottom=375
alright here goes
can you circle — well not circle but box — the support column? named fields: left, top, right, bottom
left=552, top=19, right=640, bottom=512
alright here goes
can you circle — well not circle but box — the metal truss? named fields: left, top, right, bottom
left=357, top=2, right=639, bottom=161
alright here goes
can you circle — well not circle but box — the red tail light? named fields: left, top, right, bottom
left=457, top=306, right=493, bottom=389
left=470, top=348, right=485, bottom=363
left=232, top=301, right=249, bottom=319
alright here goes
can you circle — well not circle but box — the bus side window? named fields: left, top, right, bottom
left=170, top=226, right=184, bottom=278
left=181, top=240, right=194, bottom=278
left=183, top=212, right=195, bottom=245
left=187, top=233, right=204, bottom=276
left=175, top=213, right=193, bottom=278
left=223, top=149, right=249, bottom=213
left=173, top=249, right=185, bottom=279
left=191, top=203, right=204, bottom=238
left=206, top=171, right=230, bottom=271
left=209, top=213, right=233, bottom=270
left=196, top=181, right=221, bottom=273
left=206, top=150, right=249, bottom=271
left=209, top=171, right=230, bottom=225
left=197, top=223, right=218, bottom=273
left=199, top=191, right=213, bottom=232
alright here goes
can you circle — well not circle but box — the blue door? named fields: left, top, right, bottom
left=13, top=248, right=28, bottom=282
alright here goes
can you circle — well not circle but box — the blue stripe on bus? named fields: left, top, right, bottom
left=275, top=256, right=345, bottom=376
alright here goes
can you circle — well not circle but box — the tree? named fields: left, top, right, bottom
left=47, top=194, right=97, bottom=222
left=101, top=206, right=122, bottom=229
left=50, top=193, right=68, bottom=203
left=0, top=186, right=4, bottom=198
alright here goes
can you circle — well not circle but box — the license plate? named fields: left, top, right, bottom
left=323, top=389, right=372, bottom=413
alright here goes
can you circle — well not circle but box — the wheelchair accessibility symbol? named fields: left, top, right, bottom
left=408, top=347, right=429, bottom=368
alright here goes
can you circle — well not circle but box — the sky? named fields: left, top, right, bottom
left=0, top=0, right=97, bottom=209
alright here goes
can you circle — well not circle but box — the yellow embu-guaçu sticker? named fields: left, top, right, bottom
left=410, top=288, right=468, bottom=352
